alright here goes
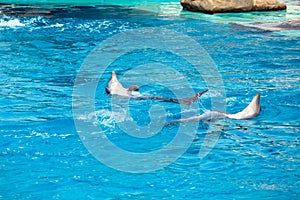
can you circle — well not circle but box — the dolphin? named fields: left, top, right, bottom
left=170, top=93, right=261, bottom=123
left=105, top=71, right=138, bottom=97
left=223, top=93, right=260, bottom=120
left=106, top=71, right=208, bottom=106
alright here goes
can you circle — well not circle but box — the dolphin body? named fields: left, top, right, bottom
left=106, top=71, right=261, bottom=122
left=105, top=71, right=208, bottom=106
left=170, top=93, right=261, bottom=123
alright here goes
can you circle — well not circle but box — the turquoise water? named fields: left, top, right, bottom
left=0, top=1, right=300, bottom=199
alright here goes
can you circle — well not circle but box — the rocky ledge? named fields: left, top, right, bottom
left=180, top=0, right=287, bottom=14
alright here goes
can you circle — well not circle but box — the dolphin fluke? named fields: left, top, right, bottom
left=224, top=93, right=261, bottom=120
left=106, top=71, right=130, bottom=96
left=168, top=93, right=261, bottom=124
left=178, top=89, right=208, bottom=105
left=111, top=71, right=117, bottom=81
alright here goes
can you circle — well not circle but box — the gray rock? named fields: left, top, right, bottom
left=230, top=20, right=300, bottom=31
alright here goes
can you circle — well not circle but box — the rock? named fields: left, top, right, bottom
left=180, top=0, right=287, bottom=14
left=252, top=0, right=287, bottom=11
left=180, top=0, right=253, bottom=13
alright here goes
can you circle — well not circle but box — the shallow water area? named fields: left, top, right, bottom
left=0, top=0, right=299, bottom=199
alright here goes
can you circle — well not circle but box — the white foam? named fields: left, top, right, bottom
left=0, top=18, right=25, bottom=28
left=50, top=23, right=64, bottom=28
left=76, top=109, right=126, bottom=129
left=31, top=130, right=50, bottom=139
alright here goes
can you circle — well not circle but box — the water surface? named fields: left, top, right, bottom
left=0, top=1, right=299, bottom=199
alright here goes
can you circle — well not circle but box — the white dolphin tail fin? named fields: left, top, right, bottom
left=225, top=93, right=261, bottom=120
left=110, top=71, right=118, bottom=82
left=106, top=71, right=129, bottom=96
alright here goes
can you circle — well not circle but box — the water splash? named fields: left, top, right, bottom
left=0, top=18, right=25, bottom=27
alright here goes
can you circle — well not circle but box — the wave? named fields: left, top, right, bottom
left=0, top=18, right=25, bottom=27
left=0, top=16, right=51, bottom=29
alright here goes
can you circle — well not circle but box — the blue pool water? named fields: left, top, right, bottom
left=0, top=2, right=299, bottom=199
